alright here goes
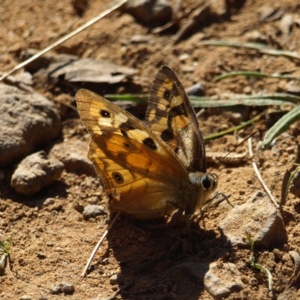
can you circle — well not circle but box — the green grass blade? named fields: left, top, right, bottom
left=246, top=232, right=273, bottom=290
left=191, top=99, right=284, bottom=107
left=204, top=113, right=263, bottom=140
left=198, top=40, right=300, bottom=61
left=251, top=263, right=273, bottom=290
left=260, top=106, right=300, bottom=149
left=216, top=71, right=300, bottom=81
left=105, top=93, right=300, bottom=107
left=104, top=94, right=148, bottom=103
left=285, top=164, right=300, bottom=200
left=0, top=237, right=11, bottom=270
left=190, top=93, right=300, bottom=107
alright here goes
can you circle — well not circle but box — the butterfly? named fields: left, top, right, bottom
left=75, top=66, right=218, bottom=220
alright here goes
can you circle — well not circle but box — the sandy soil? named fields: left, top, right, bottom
left=1, top=0, right=300, bottom=299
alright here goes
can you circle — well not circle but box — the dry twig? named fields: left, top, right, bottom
left=248, top=138, right=279, bottom=208
left=80, top=212, right=121, bottom=278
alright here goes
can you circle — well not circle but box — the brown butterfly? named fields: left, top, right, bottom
left=75, top=66, right=218, bottom=219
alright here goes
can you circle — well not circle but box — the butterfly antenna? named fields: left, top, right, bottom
left=80, top=211, right=121, bottom=279
left=207, top=131, right=257, bottom=174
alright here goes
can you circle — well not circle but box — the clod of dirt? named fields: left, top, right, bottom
left=219, top=191, right=287, bottom=249
left=49, top=282, right=75, bottom=294
left=0, top=85, right=61, bottom=167
left=11, top=151, right=64, bottom=195
left=71, top=0, right=89, bottom=16
left=290, top=170, right=300, bottom=198
left=279, top=14, right=294, bottom=36
left=244, top=30, right=268, bottom=44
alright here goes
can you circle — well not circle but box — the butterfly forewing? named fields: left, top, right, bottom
left=76, top=88, right=191, bottom=218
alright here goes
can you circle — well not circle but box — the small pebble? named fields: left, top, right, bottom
left=37, top=253, right=46, bottom=259
left=50, top=284, right=62, bottom=294
left=43, top=198, right=55, bottom=207
left=82, top=205, right=105, bottom=220
left=249, top=277, right=258, bottom=286
left=20, top=295, right=32, bottom=300
left=110, top=273, right=124, bottom=285
left=179, top=53, right=190, bottom=61
left=230, top=112, right=242, bottom=125
left=61, top=282, right=75, bottom=294
left=110, top=274, right=118, bottom=285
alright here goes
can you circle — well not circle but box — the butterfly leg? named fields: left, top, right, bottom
left=204, top=192, right=233, bottom=208
left=190, top=192, right=233, bottom=228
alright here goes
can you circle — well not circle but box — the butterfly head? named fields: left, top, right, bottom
left=184, top=172, right=218, bottom=216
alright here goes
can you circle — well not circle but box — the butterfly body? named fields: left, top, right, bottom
left=76, top=66, right=217, bottom=219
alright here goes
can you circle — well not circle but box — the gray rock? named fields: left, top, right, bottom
left=49, top=284, right=62, bottom=294
left=82, top=204, right=105, bottom=220
left=49, top=282, right=74, bottom=294
left=0, top=84, right=61, bottom=167
left=219, top=191, right=287, bottom=248
left=204, top=262, right=244, bottom=299
left=11, top=151, right=64, bottom=195
left=50, top=139, right=95, bottom=175
left=124, top=0, right=172, bottom=24
left=21, top=49, right=76, bottom=73
left=169, top=262, right=208, bottom=280
left=49, top=58, right=136, bottom=84
left=290, top=169, right=300, bottom=198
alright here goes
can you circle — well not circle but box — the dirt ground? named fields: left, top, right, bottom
left=1, top=0, right=300, bottom=299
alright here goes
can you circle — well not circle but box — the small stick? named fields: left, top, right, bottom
left=80, top=212, right=121, bottom=278
left=248, top=138, right=279, bottom=208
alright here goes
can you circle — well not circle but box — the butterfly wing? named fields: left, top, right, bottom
left=145, top=66, right=207, bottom=173
left=76, top=89, right=189, bottom=219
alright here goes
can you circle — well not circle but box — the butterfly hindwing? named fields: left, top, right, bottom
left=145, top=66, right=207, bottom=173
